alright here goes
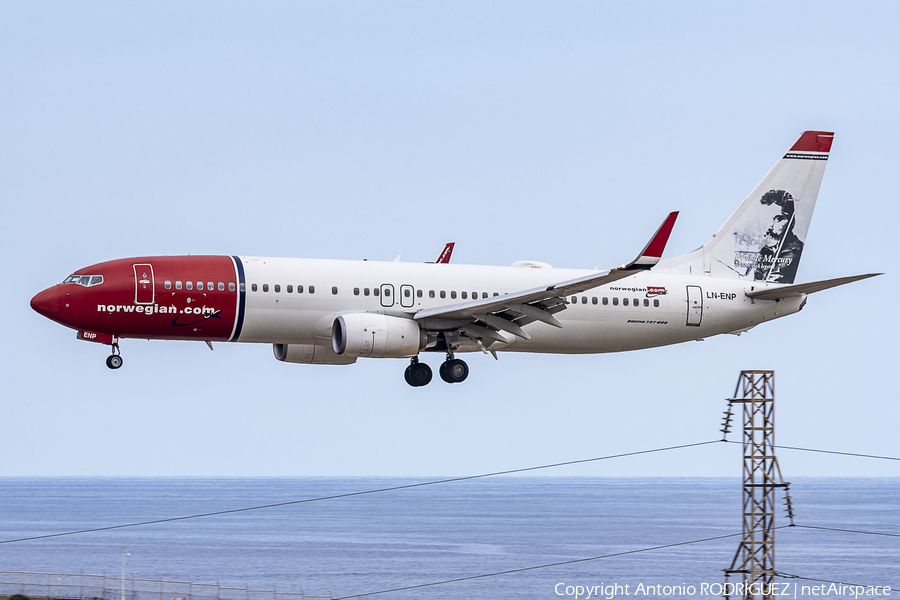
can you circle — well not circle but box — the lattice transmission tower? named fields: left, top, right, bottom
left=722, top=370, right=794, bottom=600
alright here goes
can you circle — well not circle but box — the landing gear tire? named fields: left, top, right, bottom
left=405, top=362, right=432, bottom=387
left=440, top=358, right=468, bottom=384
left=106, top=354, right=123, bottom=370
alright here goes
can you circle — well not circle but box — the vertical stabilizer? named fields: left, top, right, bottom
left=656, top=131, right=833, bottom=284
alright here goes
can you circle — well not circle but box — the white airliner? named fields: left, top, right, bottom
left=31, top=131, right=879, bottom=386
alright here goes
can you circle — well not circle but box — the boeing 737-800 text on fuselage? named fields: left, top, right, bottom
left=31, top=131, right=879, bottom=386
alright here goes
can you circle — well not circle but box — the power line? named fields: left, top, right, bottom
left=328, top=522, right=900, bottom=598
left=333, top=529, right=762, bottom=600
left=0, top=439, right=720, bottom=546
left=792, top=524, right=900, bottom=539
left=777, top=571, right=896, bottom=591
left=723, top=439, right=900, bottom=461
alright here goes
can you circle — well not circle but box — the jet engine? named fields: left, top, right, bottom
left=332, top=313, right=424, bottom=358
left=273, top=343, right=357, bottom=365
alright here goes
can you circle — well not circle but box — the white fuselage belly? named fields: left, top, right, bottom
left=236, top=257, right=803, bottom=355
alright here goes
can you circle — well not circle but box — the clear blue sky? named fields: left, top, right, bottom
left=2, top=1, right=898, bottom=477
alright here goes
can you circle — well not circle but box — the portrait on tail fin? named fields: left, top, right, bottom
left=752, top=189, right=804, bottom=284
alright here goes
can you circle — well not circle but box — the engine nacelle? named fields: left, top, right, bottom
left=273, top=343, right=357, bottom=365
left=332, top=313, right=424, bottom=358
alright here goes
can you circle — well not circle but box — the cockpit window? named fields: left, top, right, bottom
left=64, top=275, right=104, bottom=287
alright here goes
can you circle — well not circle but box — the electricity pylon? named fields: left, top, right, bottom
left=722, top=370, right=794, bottom=600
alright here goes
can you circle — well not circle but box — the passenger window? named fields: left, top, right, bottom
left=374, top=288, right=379, bottom=297
left=571, top=296, right=577, bottom=304
left=429, top=290, right=435, bottom=298
left=186, top=281, right=193, bottom=290
left=472, top=292, right=477, bottom=298
left=287, top=285, right=293, bottom=293
left=197, top=282, right=203, bottom=291
left=451, top=291, right=457, bottom=299
left=208, top=282, right=214, bottom=291
left=404, top=288, right=410, bottom=297
left=493, top=292, right=499, bottom=297
left=592, top=297, right=598, bottom=305
left=251, top=283, right=257, bottom=292
left=634, top=298, right=639, bottom=306
left=653, top=299, right=660, bottom=307
left=298, top=285, right=304, bottom=294
left=364, top=288, right=370, bottom=296
left=229, top=282, right=236, bottom=292
left=603, top=297, right=608, bottom=305
left=354, top=288, right=360, bottom=296
left=613, top=297, right=619, bottom=306
left=623, top=298, right=629, bottom=306
left=440, top=291, right=446, bottom=299
left=165, top=281, right=172, bottom=290
left=417, top=290, right=423, bottom=298
left=176, top=281, right=183, bottom=290
left=461, top=291, right=468, bottom=299
left=309, top=285, right=315, bottom=294
left=332, top=286, right=338, bottom=295
left=239, top=283, right=245, bottom=292
left=218, top=282, right=225, bottom=291
left=263, top=284, right=269, bottom=292
left=643, top=298, right=649, bottom=307
left=274, top=284, right=281, bottom=293
left=582, top=297, right=587, bottom=304
left=482, top=292, right=489, bottom=299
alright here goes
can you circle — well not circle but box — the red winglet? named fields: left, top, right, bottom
left=790, top=131, right=834, bottom=153
left=436, top=242, right=454, bottom=264
left=642, top=211, right=679, bottom=259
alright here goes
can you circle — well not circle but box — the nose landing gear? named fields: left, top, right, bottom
left=105, top=344, right=123, bottom=370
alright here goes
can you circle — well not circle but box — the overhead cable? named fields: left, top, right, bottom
left=0, top=439, right=719, bottom=545
left=723, top=439, right=900, bottom=461
left=792, top=524, right=900, bottom=539
left=335, top=523, right=896, bottom=600
left=333, top=529, right=760, bottom=600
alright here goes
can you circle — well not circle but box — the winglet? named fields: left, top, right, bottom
left=436, top=242, right=455, bottom=264
left=627, top=211, right=679, bottom=269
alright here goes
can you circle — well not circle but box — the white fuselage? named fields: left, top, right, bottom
left=237, top=257, right=804, bottom=354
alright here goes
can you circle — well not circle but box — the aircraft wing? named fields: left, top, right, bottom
left=745, top=273, right=881, bottom=301
left=414, top=212, right=678, bottom=342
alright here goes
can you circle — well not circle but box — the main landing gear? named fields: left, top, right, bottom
left=404, top=350, right=469, bottom=387
left=105, top=344, right=123, bottom=370
left=404, top=357, right=432, bottom=387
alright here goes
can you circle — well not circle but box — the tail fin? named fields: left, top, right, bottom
left=656, top=131, right=833, bottom=284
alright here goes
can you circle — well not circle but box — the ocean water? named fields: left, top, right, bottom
left=0, top=478, right=896, bottom=599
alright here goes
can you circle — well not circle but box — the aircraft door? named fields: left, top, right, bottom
left=134, top=264, right=155, bottom=305
left=400, top=284, right=414, bottom=308
left=380, top=284, right=395, bottom=308
left=686, top=285, right=702, bottom=326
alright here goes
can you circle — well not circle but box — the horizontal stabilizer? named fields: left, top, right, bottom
left=745, top=273, right=881, bottom=301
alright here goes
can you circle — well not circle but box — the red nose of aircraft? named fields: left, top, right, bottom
left=31, top=286, right=63, bottom=321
